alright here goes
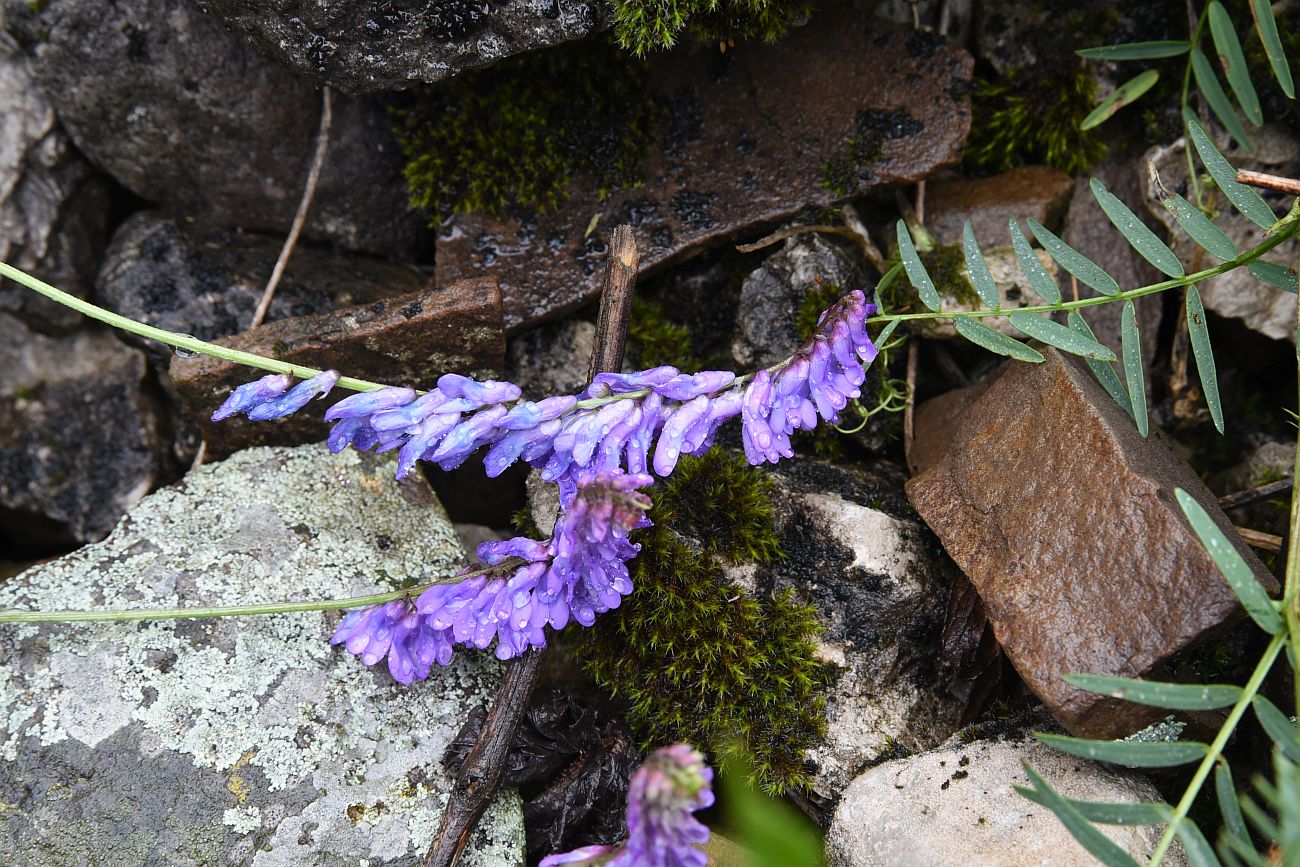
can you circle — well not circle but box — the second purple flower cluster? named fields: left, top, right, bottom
left=211, top=291, right=878, bottom=500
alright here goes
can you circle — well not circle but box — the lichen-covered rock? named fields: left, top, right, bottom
left=3, top=0, right=426, bottom=259
left=189, top=0, right=610, bottom=95
left=0, top=314, right=168, bottom=551
left=96, top=212, right=433, bottom=370
left=1142, top=129, right=1297, bottom=343
left=0, top=36, right=109, bottom=334
left=729, top=457, right=962, bottom=804
left=731, top=234, right=866, bottom=369
left=0, top=445, right=524, bottom=865
left=825, top=734, right=1184, bottom=866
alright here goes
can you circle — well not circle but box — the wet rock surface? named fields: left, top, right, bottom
left=4, top=0, right=425, bottom=259
left=437, top=9, right=973, bottom=331
left=825, top=733, right=1182, bottom=866
left=0, top=445, right=524, bottom=865
left=731, top=234, right=866, bottom=369
left=0, top=37, right=110, bottom=333
left=97, top=212, right=432, bottom=369
left=191, top=0, right=610, bottom=94
left=0, top=314, right=167, bottom=552
left=924, top=165, right=1075, bottom=245
left=906, top=349, right=1276, bottom=739
left=506, top=318, right=600, bottom=401
left=729, top=457, right=962, bottom=803
left=170, top=277, right=506, bottom=457
left=1143, top=129, right=1297, bottom=343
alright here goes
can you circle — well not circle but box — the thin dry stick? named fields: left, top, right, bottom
left=903, top=340, right=919, bottom=474
left=1236, top=526, right=1284, bottom=553
left=1219, top=478, right=1294, bottom=511
left=250, top=87, right=333, bottom=330
left=422, top=226, right=640, bottom=867
left=1235, top=169, right=1300, bottom=197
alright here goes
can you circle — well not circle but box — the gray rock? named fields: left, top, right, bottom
left=0, top=35, right=110, bottom=333
left=0, top=314, right=168, bottom=550
left=96, top=212, right=431, bottom=369
left=506, top=319, right=598, bottom=401
left=0, top=445, right=525, bottom=865
left=188, top=0, right=610, bottom=95
left=825, top=735, right=1184, bottom=866
left=5, top=0, right=426, bottom=259
left=732, top=234, right=866, bottom=369
left=1143, top=129, right=1297, bottom=343
left=729, top=458, right=963, bottom=803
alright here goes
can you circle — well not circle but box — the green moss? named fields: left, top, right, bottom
left=793, top=280, right=849, bottom=340
left=580, top=450, right=828, bottom=794
left=611, top=0, right=811, bottom=56
left=820, top=111, right=886, bottom=197
left=626, top=295, right=701, bottom=370
left=881, top=243, right=979, bottom=311
left=391, top=39, right=661, bottom=224
left=965, top=63, right=1109, bottom=175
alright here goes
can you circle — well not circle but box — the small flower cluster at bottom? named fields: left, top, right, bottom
left=331, top=471, right=652, bottom=683
left=542, top=743, right=714, bottom=867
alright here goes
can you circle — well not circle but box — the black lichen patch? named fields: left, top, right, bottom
left=391, top=38, right=662, bottom=224
left=669, top=189, right=717, bottom=230
left=580, top=450, right=828, bottom=794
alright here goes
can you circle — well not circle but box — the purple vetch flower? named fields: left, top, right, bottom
left=211, top=370, right=338, bottom=422
left=213, top=290, right=879, bottom=489
left=541, top=743, right=714, bottom=867
left=332, top=471, right=653, bottom=678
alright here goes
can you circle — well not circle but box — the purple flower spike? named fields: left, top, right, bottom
left=246, top=370, right=340, bottom=421
left=653, top=370, right=735, bottom=401
left=543, top=743, right=713, bottom=867
left=211, top=373, right=291, bottom=421
left=330, top=598, right=453, bottom=685
left=324, top=386, right=416, bottom=421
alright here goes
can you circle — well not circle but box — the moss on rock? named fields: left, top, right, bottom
left=611, top=0, right=812, bottom=56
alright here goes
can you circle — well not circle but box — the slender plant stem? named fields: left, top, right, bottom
left=0, top=261, right=390, bottom=393
left=868, top=220, right=1300, bottom=325
left=1181, top=6, right=1210, bottom=206
left=0, top=568, right=506, bottom=624
left=1147, top=631, right=1285, bottom=866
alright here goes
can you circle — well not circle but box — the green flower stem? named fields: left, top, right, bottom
left=1147, top=630, right=1286, bottom=866
left=0, top=567, right=511, bottom=624
left=868, top=218, right=1300, bottom=325
left=0, top=260, right=390, bottom=394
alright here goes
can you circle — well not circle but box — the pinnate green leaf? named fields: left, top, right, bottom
left=954, top=318, right=1044, bottom=362
left=1253, top=696, right=1300, bottom=763
left=1248, top=260, right=1298, bottom=293
left=1068, top=312, right=1131, bottom=417
left=1192, top=48, right=1254, bottom=150
left=1009, top=218, right=1060, bottom=304
left=1016, top=766, right=1141, bottom=866
left=1008, top=312, right=1116, bottom=360
left=1077, top=41, right=1191, bottom=60
left=1063, top=674, right=1241, bottom=710
left=1090, top=178, right=1183, bottom=277
left=1161, top=193, right=1237, bottom=260
left=1251, top=0, right=1295, bottom=98
left=1186, top=287, right=1224, bottom=433
left=962, top=220, right=1000, bottom=309
left=1184, top=110, right=1276, bottom=228
left=1082, top=69, right=1160, bottom=130
left=896, top=219, right=941, bottom=311
left=1120, top=301, right=1148, bottom=436
left=1028, top=218, right=1119, bottom=296
left=1208, top=1, right=1263, bottom=125
left=1035, top=733, right=1207, bottom=767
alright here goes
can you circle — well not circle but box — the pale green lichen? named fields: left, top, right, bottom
left=0, top=446, right=523, bottom=865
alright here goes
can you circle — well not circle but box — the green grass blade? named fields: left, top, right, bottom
left=1216, top=761, right=1251, bottom=852
left=1253, top=696, right=1300, bottom=763
left=954, top=318, right=1044, bottom=363
left=1185, top=110, right=1276, bottom=227
left=1082, top=69, right=1160, bottom=130
left=1248, top=260, right=1298, bottom=292
left=1068, top=312, right=1132, bottom=417
left=1028, top=218, right=1120, bottom=296
left=1077, top=41, right=1191, bottom=60
left=1009, top=218, right=1061, bottom=303
left=1251, top=0, right=1295, bottom=98
left=1175, top=488, right=1283, bottom=634
left=962, top=220, right=1000, bottom=309
left=1090, top=178, right=1184, bottom=277
left=1018, top=767, right=1142, bottom=866
left=1121, top=301, right=1148, bottom=436
left=1177, top=818, right=1225, bottom=867
left=1208, top=1, right=1263, bottom=125
left=896, top=219, right=941, bottom=311
left=1016, top=786, right=1170, bottom=825
left=1035, top=733, right=1207, bottom=768
left=1186, top=287, right=1225, bottom=434
left=1063, top=674, right=1241, bottom=709
left=1191, top=48, right=1254, bottom=149
left=1162, top=193, right=1238, bottom=260
left=1009, top=312, right=1116, bottom=360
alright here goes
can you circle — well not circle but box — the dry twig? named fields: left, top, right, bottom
left=1235, top=169, right=1300, bottom=197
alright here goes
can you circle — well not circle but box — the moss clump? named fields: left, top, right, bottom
left=793, top=279, right=850, bottom=340
left=965, top=63, right=1109, bottom=175
left=580, top=449, right=828, bottom=794
left=391, top=39, right=661, bottom=224
left=882, top=243, right=979, bottom=311
left=820, top=111, right=886, bottom=197
left=611, top=0, right=811, bottom=56
left=626, top=295, right=701, bottom=371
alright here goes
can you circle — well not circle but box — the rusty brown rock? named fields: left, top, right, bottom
left=171, top=278, right=505, bottom=457
left=925, top=165, right=1075, bottom=246
left=436, top=9, right=973, bottom=332
left=906, top=348, right=1277, bottom=739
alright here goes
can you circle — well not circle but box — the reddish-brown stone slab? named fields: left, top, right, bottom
left=171, top=278, right=505, bottom=457
left=436, top=8, right=973, bottom=332
left=924, top=165, right=1076, bottom=246
left=906, top=349, right=1278, bottom=739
